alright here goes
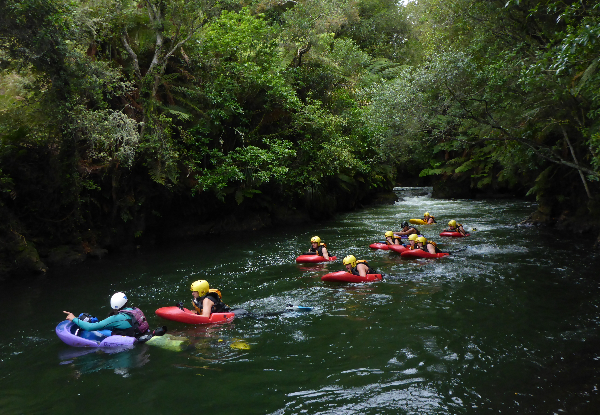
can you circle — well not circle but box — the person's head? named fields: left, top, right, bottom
left=408, top=233, right=418, bottom=245
left=416, top=236, right=427, bottom=246
left=401, top=221, right=409, bottom=230
left=424, top=212, right=430, bottom=218
left=343, top=255, right=357, bottom=271
left=385, top=231, right=394, bottom=240
left=448, top=220, right=457, bottom=229
left=190, top=280, right=209, bottom=299
left=310, top=236, right=321, bottom=247
left=110, top=292, right=128, bottom=310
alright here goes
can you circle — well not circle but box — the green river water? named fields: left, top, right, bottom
left=1, top=191, right=600, bottom=414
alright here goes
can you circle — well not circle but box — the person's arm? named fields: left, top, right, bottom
left=459, top=226, right=466, bottom=235
left=357, top=263, right=368, bottom=277
left=201, top=297, right=216, bottom=318
left=427, top=243, right=436, bottom=254
left=64, top=311, right=126, bottom=331
left=321, top=247, right=329, bottom=260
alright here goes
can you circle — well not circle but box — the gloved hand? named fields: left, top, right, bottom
left=153, top=326, right=167, bottom=336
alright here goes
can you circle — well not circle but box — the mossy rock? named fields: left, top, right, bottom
left=14, top=242, right=47, bottom=273
left=46, top=245, right=86, bottom=267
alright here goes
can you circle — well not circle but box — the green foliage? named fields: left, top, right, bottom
left=75, top=107, right=140, bottom=167
left=372, top=0, right=600, bottom=200
left=339, top=0, right=411, bottom=60
left=10, top=0, right=600, bottom=275
left=0, top=0, right=413, bottom=275
left=194, top=8, right=299, bottom=119
left=190, top=138, right=296, bottom=204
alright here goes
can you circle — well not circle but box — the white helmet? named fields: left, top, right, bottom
left=110, top=292, right=128, bottom=310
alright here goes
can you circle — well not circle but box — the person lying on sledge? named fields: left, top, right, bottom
left=63, top=292, right=150, bottom=338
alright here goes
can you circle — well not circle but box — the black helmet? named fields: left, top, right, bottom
left=401, top=221, right=409, bottom=228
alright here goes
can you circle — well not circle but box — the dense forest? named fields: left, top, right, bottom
left=1, top=0, right=599, bottom=277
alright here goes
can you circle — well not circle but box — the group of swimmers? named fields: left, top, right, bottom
left=306, top=235, right=377, bottom=277
left=383, top=214, right=468, bottom=252
left=62, top=213, right=469, bottom=337
left=62, top=280, right=233, bottom=340
left=304, top=213, right=468, bottom=278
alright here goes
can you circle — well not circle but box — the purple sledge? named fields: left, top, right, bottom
left=55, top=320, right=137, bottom=348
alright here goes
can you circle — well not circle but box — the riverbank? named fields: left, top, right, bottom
left=4, top=178, right=599, bottom=281
left=0, top=189, right=400, bottom=281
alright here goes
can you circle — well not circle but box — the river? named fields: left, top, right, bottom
left=1, top=191, right=599, bottom=414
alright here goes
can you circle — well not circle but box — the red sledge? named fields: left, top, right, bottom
left=155, top=306, right=235, bottom=324
left=388, top=245, right=408, bottom=254
left=439, top=231, right=470, bottom=237
left=400, top=250, right=450, bottom=259
left=295, top=255, right=337, bottom=263
left=369, top=243, right=389, bottom=250
left=321, top=271, right=383, bottom=283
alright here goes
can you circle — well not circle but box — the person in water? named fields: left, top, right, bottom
left=445, top=220, right=467, bottom=236
left=384, top=231, right=402, bottom=245
left=423, top=212, right=437, bottom=224
left=63, top=292, right=149, bottom=337
left=308, top=236, right=330, bottom=259
left=394, top=221, right=420, bottom=237
left=190, top=279, right=230, bottom=318
left=342, top=255, right=377, bottom=277
left=405, top=233, right=419, bottom=249
left=415, top=236, right=443, bottom=254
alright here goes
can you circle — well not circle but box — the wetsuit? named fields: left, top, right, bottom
left=308, top=243, right=327, bottom=256
left=420, top=240, right=442, bottom=253
left=351, top=260, right=377, bottom=276
left=445, top=224, right=465, bottom=235
left=193, top=292, right=230, bottom=314
left=403, top=226, right=420, bottom=235
left=71, top=308, right=136, bottom=335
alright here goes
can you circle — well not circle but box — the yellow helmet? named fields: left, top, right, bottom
left=448, top=220, right=457, bottom=227
left=190, top=280, right=209, bottom=296
left=384, top=231, right=394, bottom=238
left=408, top=234, right=418, bottom=241
left=416, top=236, right=427, bottom=244
left=342, top=255, right=357, bottom=268
left=424, top=212, right=430, bottom=217
left=310, top=236, right=321, bottom=244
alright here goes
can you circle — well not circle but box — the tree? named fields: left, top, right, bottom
left=392, top=0, right=600, bottom=203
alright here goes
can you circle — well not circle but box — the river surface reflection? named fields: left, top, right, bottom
left=1, top=193, right=599, bottom=414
